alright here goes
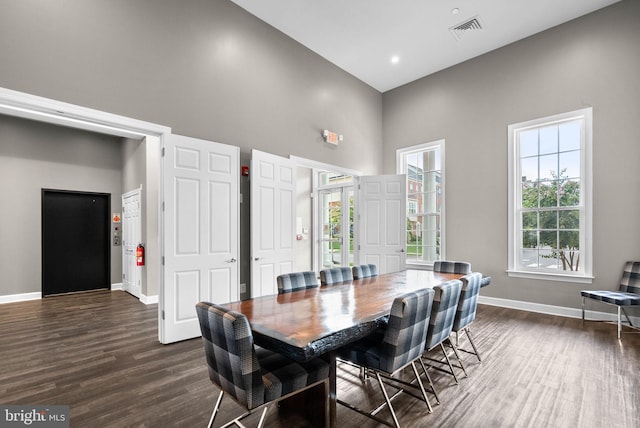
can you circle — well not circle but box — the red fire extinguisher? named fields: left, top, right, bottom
left=136, top=243, right=145, bottom=266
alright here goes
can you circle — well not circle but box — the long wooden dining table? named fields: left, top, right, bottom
left=221, top=269, right=461, bottom=427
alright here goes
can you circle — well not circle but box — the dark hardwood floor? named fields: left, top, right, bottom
left=1, top=290, right=638, bottom=427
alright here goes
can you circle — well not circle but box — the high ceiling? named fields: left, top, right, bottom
left=230, top=0, right=621, bottom=92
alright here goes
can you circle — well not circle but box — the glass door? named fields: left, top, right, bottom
left=318, top=173, right=354, bottom=269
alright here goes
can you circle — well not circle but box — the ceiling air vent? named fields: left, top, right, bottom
left=449, top=15, right=483, bottom=41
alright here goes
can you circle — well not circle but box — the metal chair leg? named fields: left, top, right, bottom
left=375, top=372, right=401, bottom=428
left=208, top=390, right=224, bottom=428
left=439, top=343, right=459, bottom=384
left=582, top=297, right=586, bottom=321
left=410, top=361, right=433, bottom=413
left=465, top=328, right=482, bottom=362
left=618, top=306, right=621, bottom=339
left=419, top=357, right=440, bottom=404
left=448, top=340, right=468, bottom=378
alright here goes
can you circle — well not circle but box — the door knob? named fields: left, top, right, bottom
left=254, top=257, right=262, bottom=261
left=226, top=258, right=237, bottom=263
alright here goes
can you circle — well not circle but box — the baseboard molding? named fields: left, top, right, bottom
left=0, top=292, right=41, bottom=304
left=140, top=294, right=158, bottom=305
left=478, top=295, right=640, bottom=325
left=111, top=283, right=123, bottom=291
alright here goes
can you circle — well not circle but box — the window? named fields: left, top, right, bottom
left=397, top=140, right=445, bottom=266
left=508, top=108, right=592, bottom=282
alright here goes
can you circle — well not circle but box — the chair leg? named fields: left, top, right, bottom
left=621, top=306, right=634, bottom=327
left=375, top=372, right=401, bottom=428
left=582, top=296, right=586, bottom=321
left=208, top=390, right=224, bottom=428
left=419, top=357, right=440, bottom=404
left=410, top=361, right=434, bottom=413
left=448, top=339, right=468, bottom=378
left=465, top=327, right=482, bottom=363
left=439, top=343, right=459, bottom=384
left=618, top=306, right=622, bottom=339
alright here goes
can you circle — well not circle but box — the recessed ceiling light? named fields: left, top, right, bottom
left=452, top=8, right=460, bottom=15
left=391, top=56, right=400, bottom=64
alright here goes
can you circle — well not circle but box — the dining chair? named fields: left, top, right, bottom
left=433, top=260, right=471, bottom=275
left=195, top=302, right=330, bottom=428
left=581, top=261, right=640, bottom=339
left=276, top=271, right=319, bottom=294
left=320, top=266, right=353, bottom=285
left=352, top=264, right=378, bottom=279
left=452, top=272, right=483, bottom=362
left=421, top=279, right=466, bottom=394
left=336, top=288, right=436, bottom=427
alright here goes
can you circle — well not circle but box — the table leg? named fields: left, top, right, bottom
left=328, top=350, right=337, bottom=428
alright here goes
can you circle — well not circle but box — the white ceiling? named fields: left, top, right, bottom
left=230, top=0, right=621, bottom=92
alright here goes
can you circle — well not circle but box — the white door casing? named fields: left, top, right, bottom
left=161, top=134, right=239, bottom=344
left=250, top=150, right=295, bottom=297
left=122, top=187, right=142, bottom=298
left=357, top=175, right=406, bottom=274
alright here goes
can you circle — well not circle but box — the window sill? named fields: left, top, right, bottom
left=507, top=270, right=594, bottom=284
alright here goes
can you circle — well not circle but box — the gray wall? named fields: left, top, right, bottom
left=0, top=0, right=382, bottom=298
left=382, top=0, right=640, bottom=309
left=0, top=115, right=124, bottom=295
left=0, top=0, right=382, bottom=174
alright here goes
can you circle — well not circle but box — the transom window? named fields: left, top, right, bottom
left=397, top=140, right=445, bottom=266
left=508, top=108, right=592, bottom=282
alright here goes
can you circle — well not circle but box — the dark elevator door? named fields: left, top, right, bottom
left=42, top=190, right=110, bottom=296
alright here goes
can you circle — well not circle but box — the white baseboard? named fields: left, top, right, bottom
left=0, top=292, right=41, bottom=304
left=111, top=283, right=123, bottom=291
left=478, top=295, right=640, bottom=325
left=140, top=294, right=158, bottom=305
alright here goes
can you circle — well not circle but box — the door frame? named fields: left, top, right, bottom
left=0, top=87, right=171, bottom=342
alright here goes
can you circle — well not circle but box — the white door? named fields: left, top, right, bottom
left=357, top=175, right=406, bottom=274
left=122, top=188, right=142, bottom=298
left=250, top=150, right=295, bottom=297
left=161, top=134, right=240, bottom=344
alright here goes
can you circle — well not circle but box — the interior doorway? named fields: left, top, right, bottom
left=122, top=187, right=142, bottom=298
left=42, top=189, right=110, bottom=296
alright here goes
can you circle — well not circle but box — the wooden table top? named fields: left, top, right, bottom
left=222, top=269, right=460, bottom=362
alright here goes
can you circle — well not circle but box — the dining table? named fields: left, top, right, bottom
left=220, top=269, right=462, bottom=427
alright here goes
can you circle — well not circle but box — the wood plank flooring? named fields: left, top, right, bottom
left=1, top=290, right=638, bottom=427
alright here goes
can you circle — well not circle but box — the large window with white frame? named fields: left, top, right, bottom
left=508, top=108, right=593, bottom=282
left=397, top=140, right=445, bottom=266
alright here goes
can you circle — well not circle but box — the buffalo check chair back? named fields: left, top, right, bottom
left=196, top=302, right=330, bottom=428
left=336, top=288, right=437, bottom=427
left=352, top=264, right=378, bottom=279
left=433, top=260, right=472, bottom=275
left=453, top=272, right=483, bottom=362
left=276, top=271, right=319, bottom=294
left=423, top=279, right=468, bottom=385
left=320, top=267, right=353, bottom=286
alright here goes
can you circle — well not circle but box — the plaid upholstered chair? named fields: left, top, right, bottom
left=452, top=272, right=483, bottom=362
left=336, top=288, right=436, bottom=427
left=276, top=271, right=319, bottom=294
left=352, top=264, right=378, bottom=279
left=195, top=302, right=330, bottom=428
left=581, top=261, right=640, bottom=339
left=422, top=279, right=466, bottom=391
left=320, top=266, right=353, bottom=286
left=433, top=260, right=471, bottom=275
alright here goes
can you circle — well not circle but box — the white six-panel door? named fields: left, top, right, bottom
left=161, top=134, right=239, bottom=344
left=250, top=150, right=295, bottom=297
left=122, top=187, right=141, bottom=298
left=358, top=175, right=407, bottom=274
